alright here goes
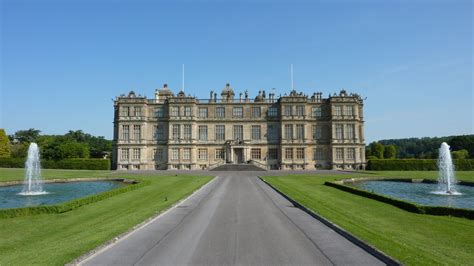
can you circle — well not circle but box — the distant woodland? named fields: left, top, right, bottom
left=0, top=129, right=112, bottom=160
left=367, top=135, right=474, bottom=159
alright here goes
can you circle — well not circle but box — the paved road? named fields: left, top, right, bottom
left=81, top=172, right=383, bottom=265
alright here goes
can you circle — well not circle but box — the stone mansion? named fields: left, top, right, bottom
left=112, top=84, right=366, bottom=170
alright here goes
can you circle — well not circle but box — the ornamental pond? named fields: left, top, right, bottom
left=350, top=180, right=474, bottom=210
left=0, top=181, right=125, bottom=209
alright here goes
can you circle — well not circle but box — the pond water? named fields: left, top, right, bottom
left=350, top=181, right=474, bottom=210
left=0, top=181, right=125, bottom=209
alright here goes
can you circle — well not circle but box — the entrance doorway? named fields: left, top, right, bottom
left=234, top=148, right=244, bottom=163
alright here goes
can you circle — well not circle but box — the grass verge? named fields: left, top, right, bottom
left=0, top=168, right=213, bottom=265
left=263, top=171, right=474, bottom=265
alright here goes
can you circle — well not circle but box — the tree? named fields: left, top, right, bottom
left=58, top=141, right=90, bottom=159
left=12, top=128, right=41, bottom=143
left=384, top=145, right=397, bottom=159
left=452, top=149, right=469, bottom=159
left=0, top=129, right=11, bottom=158
left=10, top=143, right=28, bottom=158
left=369, top=142, right=385, bottom=159
left=65, top=130, right=89, bottom=142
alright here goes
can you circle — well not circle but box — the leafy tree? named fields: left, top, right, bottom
left=10, top=143, right=28, bottom=158
left=11, top=128, right=41, bottom=143
left=0, top=129, right=11, bottom=158
left=378, top=135, right=474, bottom=159
left=65, top=130, right=89, bottom=142
left=58, top=141, right=90, bottom=159
left=369, top=142, right=385, bottom=159
left=384, top=145, right=397, bottom=159
left=452, top=149, right=469, bottom=159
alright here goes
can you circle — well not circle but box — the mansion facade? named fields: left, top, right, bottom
left=112, top=84, right=366, bottom=170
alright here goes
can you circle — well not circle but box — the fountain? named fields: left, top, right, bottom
left=433, top=142, right=461, bottom=195
left=0, top=142, right=128, bottom=209
left=18, top=143, right=48, bottom=195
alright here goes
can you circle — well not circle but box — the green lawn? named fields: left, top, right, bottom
left=263, top=171, right=474, bottom=265
left=0, top=168, right=115, bottom=182
left=0, top=168, right=213, bottom=265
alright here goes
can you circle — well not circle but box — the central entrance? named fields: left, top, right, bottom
left=234, top=148, right=244, bottom=163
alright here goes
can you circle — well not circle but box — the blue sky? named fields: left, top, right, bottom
left=1, top=0, right=472, bottom=142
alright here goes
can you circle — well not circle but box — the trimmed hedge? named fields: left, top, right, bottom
left=0, top=179, right=150, bottom=218
left=0, top=158, right=111, bottom=170
left=367, top=159, right=474, bottom=171
left=325, top=181, right=474, bottom=220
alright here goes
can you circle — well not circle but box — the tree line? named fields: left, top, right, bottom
left=0, top=128, right=112, bottom=160
left=367, top=135, right=474, bottom=159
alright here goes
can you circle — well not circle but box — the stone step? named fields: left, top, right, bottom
left=210, top=164, right=267, bottom=171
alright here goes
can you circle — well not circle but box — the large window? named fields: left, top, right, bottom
left=215, top=125, right=225, bottom=141
left=335, top=124, right=343, bottom=140
left=215, top=149, right=225, bottom=160
left=198, top=149, right=208, bottom=160
left=336, top=148, right=344, bottom=160
left=334, top=106, right=342, bottom=116
left=268, top=148, right=278, bottom=160
left=120, top=106, right=130, bottom=117
left=251, top=148, right=261, bottom=160
left=216, top=107, right=225, bottom=118
left=314, top=147, right=324, bottom=160
left=153, top=125, right=164, bottom=140
left=155, top=106, right=164, bottom=117
left=155, top=148, right=163, bottom=161
left=267, top=125, right=278, bottom=140
left=134, top=107, right=142, bottom=117
left=121, top=125, right=129, bottom=140
left=345, top=105, right=354, bottom=116
left=347, top=124, right=355, bottom=139
left=233, top=125, right=243, bottom=140
left=296, top=106, right=305, bottom=116
left=296, top=148, right=304, bottom=159
left=251, top=125, right=261, bottom=140
left=183, top=148, right=191, bottom=160
left=171, top=106, right=179, bottom=117
left=284, top=106, right=292, bottom=116
left=296, top=124, right=304, bottom=140
left=284, top=124, right=293, bottom=139
left=251, top=107, right=261, bottom=118
left=233, top=107, right=243, bottom=117
left=312, top=125, right=322, bottom=140
left=132, top=148, right=140, bottom=160
left=171, top=148, right=179, bottom=161
left=121, top=148, right=129, bottom=160
left=199, top=107, right=208, bottom=118
left=198, top=125, right=208, bottom=141
left=285, top=148, right=293, bottom=159
left=172, top=125, right=181, bottom=139
left=312, top=106, right=322, bottom=117
left=183, top=124, right=192, bottom=140
left=133, top=125, right=141, bottom=140
left=184, top=106, right=192, bottom=117
left=268, top=107, right=278, bottom=117
left=347, top=148, right=355, bottom=160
